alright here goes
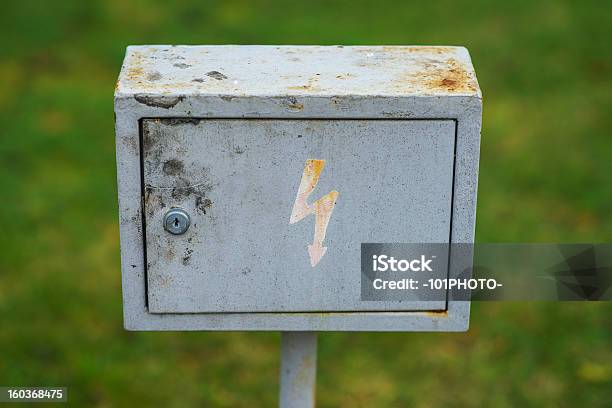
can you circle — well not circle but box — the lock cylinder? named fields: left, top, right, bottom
left=163, top=208, right=190, bottom=235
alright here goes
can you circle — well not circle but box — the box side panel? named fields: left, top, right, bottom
left=115, top=99, right=149, bottom=329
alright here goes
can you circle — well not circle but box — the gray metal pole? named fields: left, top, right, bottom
left=279, top=332, right=318, bottom=408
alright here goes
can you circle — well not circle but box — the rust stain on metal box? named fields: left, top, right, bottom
left=424, top=58, right=478, bottom=93
left=425, top=310, right=449, bottom=318
left=394, top=57, right=478, bottom=94
left=380, top=45, right=455, bottom=54
left=286, top=74, right=324, bottom=93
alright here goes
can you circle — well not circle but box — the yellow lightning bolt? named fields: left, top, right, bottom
left=290, top=159, right=339, bottom=267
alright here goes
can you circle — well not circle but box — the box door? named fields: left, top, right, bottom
left=142, top=119, right=455, bottom=313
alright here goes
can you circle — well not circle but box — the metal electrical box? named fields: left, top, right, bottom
left=115, top=45, right=481, bottom=331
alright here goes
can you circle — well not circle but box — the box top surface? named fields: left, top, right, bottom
left=116, top=45, right=481, bottom=99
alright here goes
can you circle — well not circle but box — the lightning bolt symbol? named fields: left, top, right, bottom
left=290, top=159, right=339, bottom=267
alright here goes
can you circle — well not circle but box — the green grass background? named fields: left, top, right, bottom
left=0, top=0, right=611, bottom=406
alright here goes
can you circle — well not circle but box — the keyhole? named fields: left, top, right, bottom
left=163, top=208, right=190, bottom=235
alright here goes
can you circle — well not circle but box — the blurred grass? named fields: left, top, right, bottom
left=0, top=0, right=611, bottom=406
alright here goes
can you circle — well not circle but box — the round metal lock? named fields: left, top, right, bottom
left=163, top=208, right=190, bottom=235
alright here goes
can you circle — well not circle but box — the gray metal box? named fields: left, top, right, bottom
left=115, top=45, right=481, bottom=331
